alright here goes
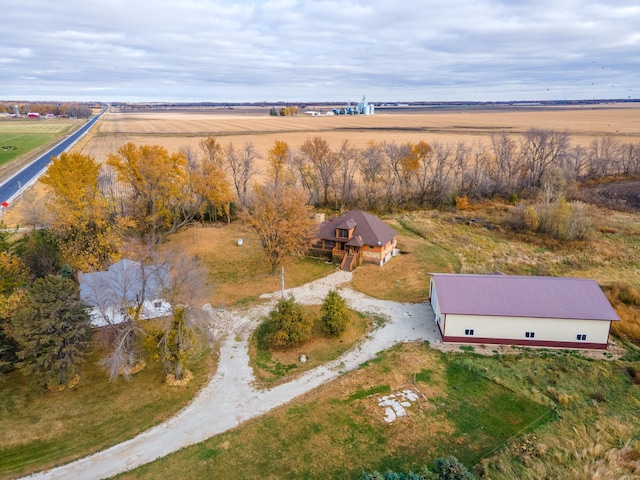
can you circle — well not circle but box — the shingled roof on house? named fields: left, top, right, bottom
left=316, top=210, right=396, bottom=246
left=431, top=274, right=620, bottom=322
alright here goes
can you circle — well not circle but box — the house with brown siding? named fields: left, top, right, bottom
left=429, top=273, right=619, bottom=350
left=310, top=210, right=397, bottom=270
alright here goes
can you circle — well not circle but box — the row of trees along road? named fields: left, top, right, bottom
left=1, top=102, right=93, bottom=117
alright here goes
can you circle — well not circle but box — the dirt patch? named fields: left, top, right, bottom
left=576, top=180, right=640, bottom=212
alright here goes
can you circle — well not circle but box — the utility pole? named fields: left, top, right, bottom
left=281, top=266, right=285, bottom=299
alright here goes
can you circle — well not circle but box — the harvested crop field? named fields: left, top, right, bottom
left=76, top=104, right=640, bottom=170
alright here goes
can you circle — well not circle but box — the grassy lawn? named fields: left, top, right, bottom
left=249, top=306, right=371, bottom=386
left=0, top=134, right=58, bottom=166
left=168, top=223, right=335, bottom=305
left=0, top=341, right=213, bottom=479
left=461, top=349, right=640, bottom=479
left=114, top=343, right=554, bottom=479
left=352, top=215, right=460, bottom=302
left=0, top=120, right=80, bottom=167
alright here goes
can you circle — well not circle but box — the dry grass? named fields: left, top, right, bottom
left=605, top=283, right=640, bottom=344
left=351, top=216, right=460, bottom=302
left=395, top=203, right=640, bottom=288
left=167, top=223, right=335, bottom=306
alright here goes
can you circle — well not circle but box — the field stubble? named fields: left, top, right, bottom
left=77, top=105, right=640, bottom=178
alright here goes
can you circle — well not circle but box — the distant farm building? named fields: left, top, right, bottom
left=311, top=210, right=397, bottom=271
left=332, top=96, right=375, bottom=115
left=429, top=274, right=620, bottom=350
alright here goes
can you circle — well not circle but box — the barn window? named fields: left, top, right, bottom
left=577, top=334, right=587, bottom=341
left=464, top=329, right=474, bottom=336
left=525, top=331, right=535, bottom=338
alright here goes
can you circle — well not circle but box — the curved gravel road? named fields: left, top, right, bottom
left=24, top=271, right=439, bottom=480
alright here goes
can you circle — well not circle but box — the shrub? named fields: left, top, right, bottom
left=258, top=297, right=312, bottom=350
left=321, top=290, right=350, bottom=336
left=455, top=195, right=469, bottom=211
left=523, top=205, right=540, bottom=231
left=537, top=198, right=593, bottom=241
left=361, top=468, right=438, bottom=480
left=434, top=456, right=474, bottom=480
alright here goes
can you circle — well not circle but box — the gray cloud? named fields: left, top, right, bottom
left=1, top=0, right=638, bottom=101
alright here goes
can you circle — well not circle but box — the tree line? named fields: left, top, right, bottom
left=1, top=102, right=93, bottom=118
left=258, top=131, right=640, bottom=211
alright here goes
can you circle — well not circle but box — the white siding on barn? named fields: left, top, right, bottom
left=430, top=281, right=443, bottom=328
left=444, top=314, right=611, bottom=346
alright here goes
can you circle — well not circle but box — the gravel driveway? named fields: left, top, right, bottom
left=25, top=271, right=439, bottom=480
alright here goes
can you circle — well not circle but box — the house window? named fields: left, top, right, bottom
left=154, top=301, right=162, bottom=309
left=525, top=331, right=535, bottom=338
left=577, top=334, right=587, bottom=341
left=337, top=229, right=349, bottom=238
left=464, top=329, right=474, bottom=336
left=324, top=240, right=335, bottom=248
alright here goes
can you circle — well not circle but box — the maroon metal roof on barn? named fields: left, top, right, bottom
left=315, top=210, right=396, bottom=246
left=431, top=274, right=619, bottom=321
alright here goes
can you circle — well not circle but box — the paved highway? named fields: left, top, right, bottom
left=0, top=107, right=107, bottom=207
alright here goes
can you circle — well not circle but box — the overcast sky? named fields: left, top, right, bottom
left=2, top=0, right=639, bottom=103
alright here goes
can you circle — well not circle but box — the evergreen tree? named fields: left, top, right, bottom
left=11, top=275, right=91, bottom=388
left=321, top=289, right=350, bottom=336
left=0, top=252, right=29, bottom=374
left=434, top=456, right=474, bottom=480
left=259, top=297, right=312, bottom=350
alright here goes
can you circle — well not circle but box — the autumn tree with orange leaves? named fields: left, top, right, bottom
left=243, top=185, right=313, bottom=274
left=40, top=152, right=123, bottom=270
left=107, top=143, right=196, bottom=244
left=192, top=137, right=234, bottom=223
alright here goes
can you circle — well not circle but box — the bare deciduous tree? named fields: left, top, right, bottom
left=334, top=140, right=360, bottom=209
left=587, top=136, right=621, bottom=178
left=359, top=141, right=386, bottom=210
left=519, top=129, right=570, bottom=189
left=299, top=136, right=340, bottom=206
left=490, top=132, right=522, bottom=195
left=224, top=141, right=259, bottom=208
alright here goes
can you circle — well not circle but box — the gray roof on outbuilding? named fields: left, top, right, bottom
left=315, top=210, right=396, bottom=246
left=431, top=273, right=619, bottom=321
left=79, top=259, right=170, bottom=308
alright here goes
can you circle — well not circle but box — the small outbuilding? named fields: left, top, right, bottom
left=429, top=273, right=619, bottom=350
left=79, top=259, right=172, bottom=327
